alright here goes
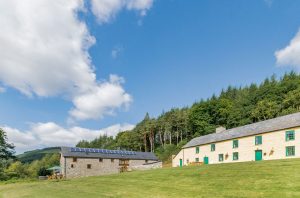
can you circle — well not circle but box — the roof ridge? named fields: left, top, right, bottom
left=183, top=111, right=300, bottom=148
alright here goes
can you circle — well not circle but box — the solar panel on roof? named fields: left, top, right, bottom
left=69, top=147, right=138, bottom=155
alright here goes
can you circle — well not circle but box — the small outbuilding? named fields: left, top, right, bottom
left=60, top=147, right=161, bottom=178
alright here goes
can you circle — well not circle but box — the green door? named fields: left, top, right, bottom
left=204, top=157, right=209, bottom=164
left=179, top=159, right=183, bottom=167
left=255, top=150, right=262, bottom=161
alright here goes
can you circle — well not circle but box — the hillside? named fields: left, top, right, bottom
left=1, top=158, right=300, bottom=198
left=17, top=147, right=60, bottom=163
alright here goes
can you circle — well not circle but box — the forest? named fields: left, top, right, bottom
left=76, top=72, right=300, bottom=162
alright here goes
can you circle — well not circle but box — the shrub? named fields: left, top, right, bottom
left=38, top=167, right=51, bottom=176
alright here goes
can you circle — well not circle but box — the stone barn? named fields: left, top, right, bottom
left=60, top=147, right=161, bottom=178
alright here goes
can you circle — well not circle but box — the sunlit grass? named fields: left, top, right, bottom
left=1, top=158, right=300, bottom=198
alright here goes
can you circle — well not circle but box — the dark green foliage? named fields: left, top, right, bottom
left=76, top=135, right=116, bottom=149
left=0, top=128, right=15, bottom=160
left=4, top=153, right=60, bottom=180
left=155, top=140, right=187, bottom=163
left=0, top=128, right=15, bottom=180
left=76, top=72, right=300, bottom=162
left=37, top=167, right=51, bottom=176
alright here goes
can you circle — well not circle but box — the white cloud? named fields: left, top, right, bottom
left=275, top=29, right=300, bottom=69
left=91, top=0, right=153, bottom=24
left=0, top=0, right=95, bottom=97
left=0, top=0, right=133, bottom=120
left=111, top=46, right=123, bottom=59
left=3, top=122, right=135, bottom=154
left=70, top=75, right=132, bottom=120
left=0, top=86, right=6, bottom=93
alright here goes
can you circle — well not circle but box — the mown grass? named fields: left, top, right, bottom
left=1, top=158, right=300, bottom=198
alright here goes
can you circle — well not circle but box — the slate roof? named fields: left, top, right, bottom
left=183, top=112, right=300, bottom=148
left=60, top=147, right=159, bottom=161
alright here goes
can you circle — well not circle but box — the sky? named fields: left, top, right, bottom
left=1, top=0, right=300, bottom=153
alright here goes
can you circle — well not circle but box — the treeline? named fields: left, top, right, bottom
left=0, top=128, right=60, bottom=181
left=4, top=154, right=60, bottom=180
left=77, top=72, right=300, bottom=161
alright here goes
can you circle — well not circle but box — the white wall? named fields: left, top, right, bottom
left=172, top=127, right=300, bottom=167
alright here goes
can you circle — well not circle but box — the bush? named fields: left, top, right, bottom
left=38, top=167, right=51, bottom=176
left=5, top=161, right=29, bottom=179
left=155, top=140, right=187, bottom=163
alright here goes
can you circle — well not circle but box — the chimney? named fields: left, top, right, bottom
left=216, top=126, right=226, bottom=133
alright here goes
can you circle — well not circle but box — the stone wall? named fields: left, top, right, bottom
left=60, top=157, right=161, bottom=179
left=130, top=161, right=162, bottom=171
left=63, top=157, right=119, bottom=179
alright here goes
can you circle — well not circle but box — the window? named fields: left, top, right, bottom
left=286, top=146, right=295, bottom=157
left=195, top=158, right=199, bottom=162
left=111, top=159, right=115, bottom=163
left=87, top=164, right=92, bottom=169
left=72, top=157, right=77, bottom=162
left=233, top=152, right=239, bottom=161
left=233, top=140, right=239, bottom=148
left=196, top=147, right=200, bottom=154
left=211, top=144, right=215, bottom=152
left=219, top=154, right=224, bottom=162
left=255, top=136, right=262, bottom=145
left=71, top=164, right=74, bottom=168
left=99, top=158, right=103, bottom=162
left=286, top=130, right=295, bottom=141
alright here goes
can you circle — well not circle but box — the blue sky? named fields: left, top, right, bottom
left=1, top=0, right=300, bottom=153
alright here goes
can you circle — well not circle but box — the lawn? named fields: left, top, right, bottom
left=1, top=158, right=300, bottom=198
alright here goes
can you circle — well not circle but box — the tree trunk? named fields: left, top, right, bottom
left=149, top=133, right=153, bottom=153
left=163, top=131, right=166, bottom=146
left=143, top=134, right=147, bottom=152
left=180, top=131, right=183, bottom=142
left=159, top=130, right=163, bottom=146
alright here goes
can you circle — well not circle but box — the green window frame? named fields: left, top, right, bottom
left=195, top=158, right=199, bottom=162
left=286, top=130, right=295, bottom=141
left=286, top=146, right=295, bottom=157
left=219, top=154, right=224, bottom=162
left=255, top=136, right=262, bottom=145
left=233, top=152, right=239, bottom=161
left=211, top=144, right=215, bottom=152
left=233, top=140, right=239, bottom=148
left=196, top=147, right=200, bottom=154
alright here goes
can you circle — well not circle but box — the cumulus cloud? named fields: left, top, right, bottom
left=0, top=0, right=95, bottom=97
left=70, top=75, right=132, bottom=120
left=91, top=0, right=153, bottom=23
left=3, top=122, right=135, bottom=154
left=0, top=0, right=133, bottom=120
left=0, top=86, right=6, bottom=93
left=275, top=29, right=300, bottom=69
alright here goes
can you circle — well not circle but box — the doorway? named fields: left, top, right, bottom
left=255, top=150, right=262, bottom=161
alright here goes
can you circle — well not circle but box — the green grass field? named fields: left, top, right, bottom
left=1, top=158, right=300, bottom=198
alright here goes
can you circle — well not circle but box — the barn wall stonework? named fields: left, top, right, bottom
left=60, top=157, right=160, bottom=178
left=63, top=158, right=119, bottom=178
